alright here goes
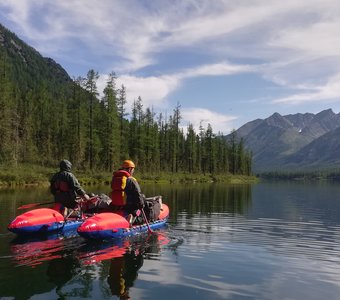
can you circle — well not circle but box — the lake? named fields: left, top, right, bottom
left=1, top=180, right=340, bottom=299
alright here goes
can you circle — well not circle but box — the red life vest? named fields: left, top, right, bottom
left=110, top=170, right=131, bottom=206
left=52, top=180, right=70, bottom=193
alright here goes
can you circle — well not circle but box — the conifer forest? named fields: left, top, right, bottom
left=0, top=24, right=252, bottom=176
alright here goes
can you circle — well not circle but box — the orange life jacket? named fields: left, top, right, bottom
left=110, top=170, right=131, bottom=206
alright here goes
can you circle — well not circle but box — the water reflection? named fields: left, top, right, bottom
left=104, top=234, right=167, bottom=300
left=47, top=255, right=82, bottom=298
left=10, top=230, right=81, bottom=267
left=144, top=183, right=253, bottom=222
left=7, top=229, right=177, bottom=299
left=108, top=249, right=143, bottom=300
left=3, top=182, right=340, bottom=299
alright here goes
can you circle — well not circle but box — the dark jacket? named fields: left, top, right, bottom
left=124, top=176, right=144, bottom=213
left=50, top=160, right=86, bottom=209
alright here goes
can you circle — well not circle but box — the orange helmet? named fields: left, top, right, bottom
left=121, top=160, right=135, bottom=169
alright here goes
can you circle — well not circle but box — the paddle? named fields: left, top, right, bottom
left=17, top=194, right=100, bottom=211
left=141, top=208, right=153, bottom=234
left=17, top=201, right=55, bottom=210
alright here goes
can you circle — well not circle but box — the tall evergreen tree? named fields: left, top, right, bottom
left=101, top=72, right=120, bottom=171
left=205, top=123, right=216, bottom=173
left=198, top=121, right=206, bottom=173
left=129, top=97, right=142, bottom=163
left=85, top=69, right=99, bottom=169
left=117, top=84, right=129, bottom=161
left=228, top=130, right=238, bottom=174
left=171, top=103, right=181, bottom=173
left=66, top=77, right=87, bottom=167
left=144, top=107, right=159, bottom=172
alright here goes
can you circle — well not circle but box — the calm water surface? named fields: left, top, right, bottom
left=1, top=181, right=340, bottom=299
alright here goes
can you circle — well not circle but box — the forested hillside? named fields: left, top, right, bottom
left=0, top=23, right=252, bottom=176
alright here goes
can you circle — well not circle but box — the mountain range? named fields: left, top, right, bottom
left=232, top=109, right=340, bottom=173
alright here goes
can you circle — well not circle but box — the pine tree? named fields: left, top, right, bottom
left=101, top=72, right=120, bottom=171
left=205, top=123, right=216, bottom=173
left=85, top=69, right=99, bottom=169
left=158, top=112, right=170, bottom=172
left=199, top=121, right=206, bottom=173
left=144, top=107, right=159, bottom=172
left=66, top=77, right=87, bottom=167
left=117, top=85, right=129, bottom=161
left=228, top=130, right=238, bottom=174
left=129, top=97, right=141, bottom=163
left=171, top=103, right=181, bottom=173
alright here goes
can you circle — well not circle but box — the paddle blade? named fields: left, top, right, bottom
left=17, top=201, right=54, bottom=210
left=141, top=209, right=154, bottom=234
left=17, top=203, right=41, bottom=210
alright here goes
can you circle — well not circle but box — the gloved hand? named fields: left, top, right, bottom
left=82, top=194, right=90, bottom=201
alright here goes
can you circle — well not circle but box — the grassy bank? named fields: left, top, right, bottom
left=0, top=163, right=258, bottom=188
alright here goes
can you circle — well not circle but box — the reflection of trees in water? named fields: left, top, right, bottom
left=43, top=233, right=174, bottom=299
left=0, top=255, right=55, bottom=299
left=47, top=256, right=82, bottom=298
left=156, top=183, right=252, bottom=221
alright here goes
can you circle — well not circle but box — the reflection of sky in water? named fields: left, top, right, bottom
left=131, top=217, right=340, bottom=300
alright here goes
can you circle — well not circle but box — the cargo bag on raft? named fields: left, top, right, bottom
left=84, top=194, right=112, bottom=213
left=143, top=196, right=162, bottom=222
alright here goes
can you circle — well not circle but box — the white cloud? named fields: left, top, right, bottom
left=178, top=62, right=255, bottom=79
left=97, top=73, right=180, bottom=110
left=181, top=108, right=237, bottom=134
left=3, top=1, right=340, bottom=72
left=97, top=61, right=255, bottom=112
left=272, top=73, right=340, bottom=104
left=117, top=75, right=180, bottom=109
left=3, top=0, right=340, bottom=125
left=270, top=21, right=340, bottom=58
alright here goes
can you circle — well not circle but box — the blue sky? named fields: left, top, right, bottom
left=1, top=0, right=340, bottom=134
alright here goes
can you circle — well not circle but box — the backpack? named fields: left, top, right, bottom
left=143, top=196, right=162, bottom=222
left=84, top=194, right=112, bottom=212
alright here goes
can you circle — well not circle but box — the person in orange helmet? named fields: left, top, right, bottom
left=110, top=160, right=145, bottom=225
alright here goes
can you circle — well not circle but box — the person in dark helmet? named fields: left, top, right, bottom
left=50, top=159, right=89, bottom=215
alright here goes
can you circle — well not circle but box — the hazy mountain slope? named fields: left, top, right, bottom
left=233, top=109, right=340, bottom=172
left=284, top=126, right=340, bottom=170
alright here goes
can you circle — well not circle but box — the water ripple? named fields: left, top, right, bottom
left=170, top=212, right=340, bottom=264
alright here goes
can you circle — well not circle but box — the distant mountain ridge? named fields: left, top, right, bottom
left=232, top=109, right=340, bottom=172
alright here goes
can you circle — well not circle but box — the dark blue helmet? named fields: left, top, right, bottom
left=59, top=159, right=72, bottom=172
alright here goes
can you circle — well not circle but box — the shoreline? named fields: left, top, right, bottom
left=0, top=171, right=259, bottom=189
